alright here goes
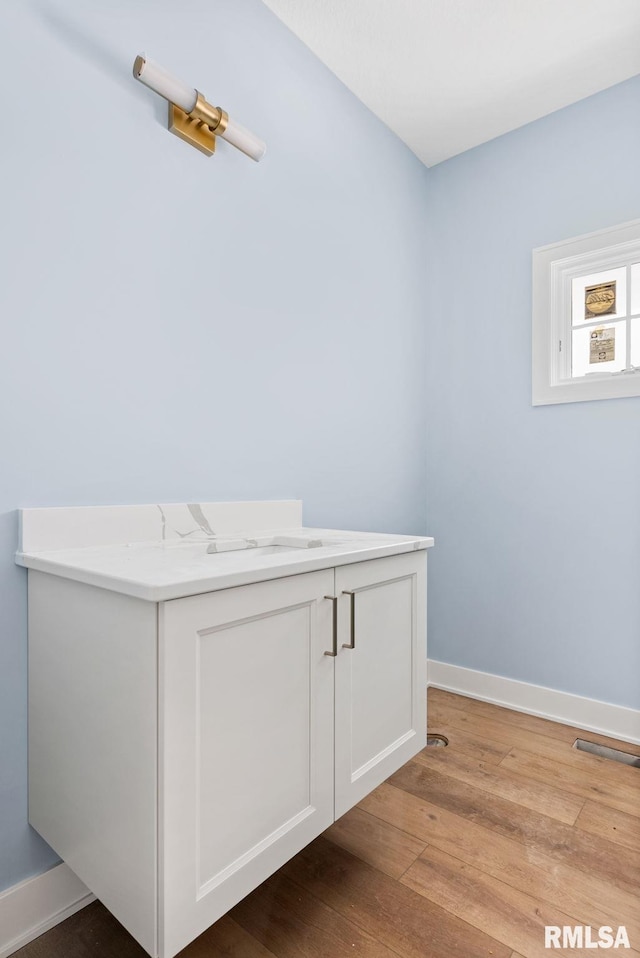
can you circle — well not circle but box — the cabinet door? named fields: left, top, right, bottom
left=159, top=570, right=335, bottom=958
left=334, top=552, right=427, bottom=819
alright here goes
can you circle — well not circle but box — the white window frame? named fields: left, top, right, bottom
left=532, top=218, right=640, bottom=405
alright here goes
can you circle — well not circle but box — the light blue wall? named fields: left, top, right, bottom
left=0, top=0, right=430, bottom=892
left=425, top=75, right=640, bottom=710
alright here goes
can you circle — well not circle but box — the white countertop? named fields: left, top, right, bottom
left=16, top=502, right=433, bottom=602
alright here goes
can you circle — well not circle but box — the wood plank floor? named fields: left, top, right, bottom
left=16, top=689, right=640, bottom=958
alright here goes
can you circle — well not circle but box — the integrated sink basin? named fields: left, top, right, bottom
left=206, top=535, right=338, bottom=557
left=207, top=544, right=303, bottom=558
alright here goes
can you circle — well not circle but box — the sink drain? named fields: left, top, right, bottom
left=426, top=734, right=448, bottom=747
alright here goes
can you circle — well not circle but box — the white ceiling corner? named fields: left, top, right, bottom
left=261, top=0, right=640, bottom=166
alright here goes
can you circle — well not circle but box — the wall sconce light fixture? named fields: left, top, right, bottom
left=133, top=54, right=266, bottom=162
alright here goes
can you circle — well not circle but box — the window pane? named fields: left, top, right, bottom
left=631, top=317, right=640, bottom=367
left=571, top=267, right=626, bottom=325
left=631, top=264, right=640, bottom=316
left=571, top=320, right=627, bottom=378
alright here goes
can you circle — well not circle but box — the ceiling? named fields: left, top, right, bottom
left=260, top=0, right=640, bottom=166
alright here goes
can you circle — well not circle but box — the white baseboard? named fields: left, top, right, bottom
left=427, top=659, right=640, bottom=745
left=0, top=863, right=95, bottom=958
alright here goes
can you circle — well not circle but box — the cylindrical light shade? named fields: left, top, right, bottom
left=134, top=54, right=197, bottom=114
left=219, top=117, right=267, bottom=162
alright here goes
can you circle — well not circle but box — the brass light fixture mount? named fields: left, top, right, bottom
left=168, top=95, right=230, bottom=157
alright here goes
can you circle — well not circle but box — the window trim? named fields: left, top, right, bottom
left=532, top=218, right=640, bottom=406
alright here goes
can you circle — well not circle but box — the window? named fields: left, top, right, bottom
left=532, top=219, right=640, bottom=405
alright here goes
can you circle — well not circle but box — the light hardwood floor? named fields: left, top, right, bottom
left=16, top=689, right=640, bottom=958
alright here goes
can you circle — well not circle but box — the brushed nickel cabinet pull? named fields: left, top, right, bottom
left=342, top=590, right=356, bottom=649
left=323, top=596, right=338, bottom=656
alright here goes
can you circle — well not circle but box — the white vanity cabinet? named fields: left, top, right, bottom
left=21, top=502, right=431, bottom=958
left=158, top=552, right=426, bottom=957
